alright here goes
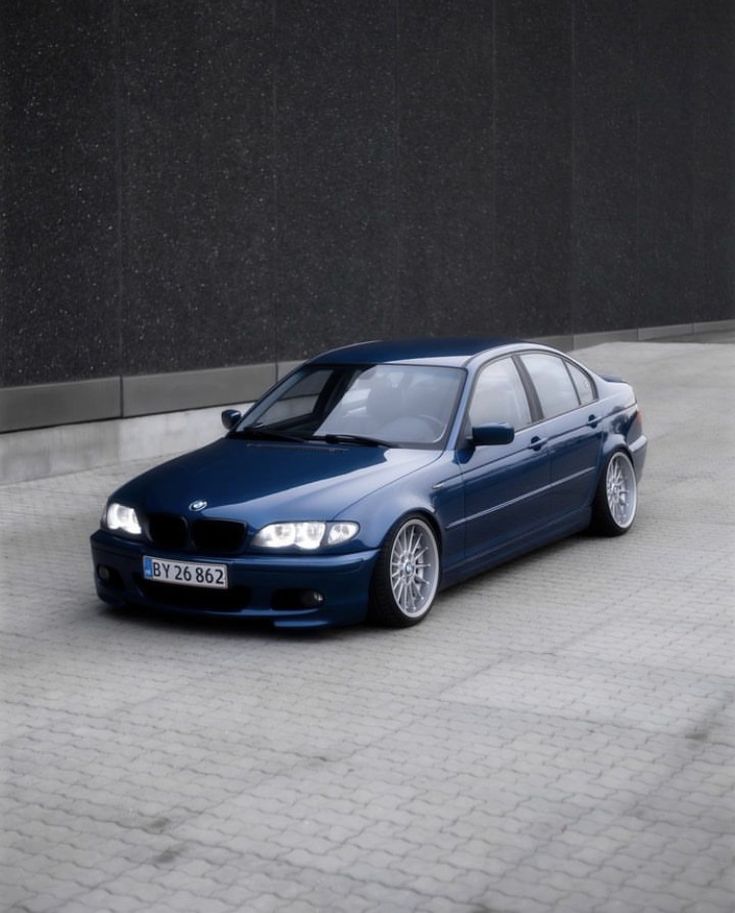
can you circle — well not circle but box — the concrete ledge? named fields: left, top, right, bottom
left=0, top=364, right=277, bottom=433
left=276, top=360, right=303, bottom=379
left=531, top=335, right=575, bottom=352
left=638, top=323, right=694, bottom=340
left=573, top=328, right=639, bottom=348
left=0, top=401, right=253, bottom=485
left=693, top=318, right=735, bottom=333
left=122, top=362, right=275, bottom=417
left=534, top=322, right=735, bottom=349
left=1, top=318, right=732, bottom=440
left=0, top=376, right=121, bottom=432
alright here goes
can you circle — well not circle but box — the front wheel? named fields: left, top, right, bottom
left=591, top=450, right=638, bottom=536
left=367, top=516, right=441, bottom=627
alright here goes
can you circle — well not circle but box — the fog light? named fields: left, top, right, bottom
left=97, top=565, right=111, bottom=582
left=300, top=590, right=324, bottom=608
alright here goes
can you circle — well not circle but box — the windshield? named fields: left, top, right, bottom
left=235, top=364, right=465, bottom=448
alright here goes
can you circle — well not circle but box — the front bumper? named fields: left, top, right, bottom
left=90, top=530, right=379, bottom=628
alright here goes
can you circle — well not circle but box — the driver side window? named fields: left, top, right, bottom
left=469, top=358, right=531, bottom=430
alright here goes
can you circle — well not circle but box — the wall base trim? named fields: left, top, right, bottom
left=0, top=401, right=253, bottom=486
left=0, top=361, right=277, bottom=434
left=532, top=319, right=734, bottom=352
left=1, top=320, right=733, bottom=474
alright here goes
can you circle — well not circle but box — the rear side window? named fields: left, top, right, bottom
left=520, top=353, right=580, bottom=419
left=566, top=362, right=596, bottom=405
left=469, top=358, right=532, bottom=430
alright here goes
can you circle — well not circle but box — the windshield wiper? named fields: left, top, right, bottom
left=313, top=433, right=396, bottom=448
left=230, top=426, right=306, bottom=443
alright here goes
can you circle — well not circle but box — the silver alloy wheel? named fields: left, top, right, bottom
left=606, top=452, right=637, bottom=529
left=389, top=518, right=440, bottom=618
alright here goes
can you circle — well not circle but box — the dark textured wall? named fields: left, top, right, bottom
left=1, top=0, right=733, bottom=388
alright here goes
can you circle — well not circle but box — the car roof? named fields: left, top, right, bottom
left=309, top=337, right=539, bottom=368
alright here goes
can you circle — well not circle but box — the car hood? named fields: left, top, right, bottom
left=113, top=437, right=439, bottom=525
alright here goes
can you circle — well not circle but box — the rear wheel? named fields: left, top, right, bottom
left=368, top=516, right=440, bottom=627
left=591, top=450, right=638, bottom=536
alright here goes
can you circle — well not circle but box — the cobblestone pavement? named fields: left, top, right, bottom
left=1, top=341, right=733, bottom=913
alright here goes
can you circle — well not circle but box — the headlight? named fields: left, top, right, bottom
left=253, top=521, right=359, bottom=550
left=327, top=522, right=359, bottom=545
left=105, top=502, right=142, bottom=536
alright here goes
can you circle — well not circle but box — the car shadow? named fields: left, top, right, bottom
left=97, top=600, right=357, bottom=641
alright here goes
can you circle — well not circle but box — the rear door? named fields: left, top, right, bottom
left=458, top=357, right=552, bottom=564
left=517, top=352, right=602, bottom=517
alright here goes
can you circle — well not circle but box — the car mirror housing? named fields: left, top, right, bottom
left=221, top=409, right=242, bottom=431
left=472, top=422, right=515, bottom=445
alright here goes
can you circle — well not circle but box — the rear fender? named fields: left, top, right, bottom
left=600, top=402, right=646, bottom=479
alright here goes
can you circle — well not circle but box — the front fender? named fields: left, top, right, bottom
left=334, top=453, right=465, bottom=567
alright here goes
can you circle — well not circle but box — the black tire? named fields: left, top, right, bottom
left=590, top=449, right=638, bottom=536
left=367, top=515, right=441, bottom=627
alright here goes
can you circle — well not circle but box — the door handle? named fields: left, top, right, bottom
left=528, top=436, right=547, bottom=451
left=586, top=414, right=599, bottom=428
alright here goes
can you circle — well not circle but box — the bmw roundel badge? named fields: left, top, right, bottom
left=189, top=500, right=207, bottom=511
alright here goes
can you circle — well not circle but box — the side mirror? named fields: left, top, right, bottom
left=221, top=409, right=242, bottom=431
left=472, top=422, right=515, bottom=445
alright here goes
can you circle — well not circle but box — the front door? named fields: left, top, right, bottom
left=458, top=357, right=552, bottom=565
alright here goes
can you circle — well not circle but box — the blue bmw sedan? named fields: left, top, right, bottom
left=91, top=338, right=647, bottom=629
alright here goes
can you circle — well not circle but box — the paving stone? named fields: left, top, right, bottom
left=1, top=341, right=733, bottom=913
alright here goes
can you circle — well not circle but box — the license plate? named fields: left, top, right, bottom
left=143, top=556, right=228, bottom=589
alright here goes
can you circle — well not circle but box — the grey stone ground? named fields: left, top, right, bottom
left=1, top=341, right=733, bottom=913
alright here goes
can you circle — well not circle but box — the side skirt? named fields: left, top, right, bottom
left=438, top=507, right=591, bottom=590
